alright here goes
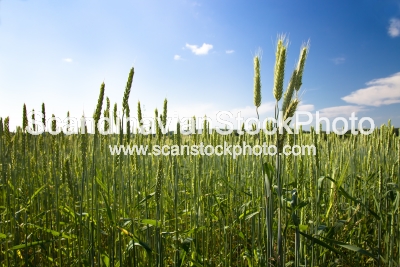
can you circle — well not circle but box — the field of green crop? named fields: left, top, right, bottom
left=1, top=38, right=399, bottom=267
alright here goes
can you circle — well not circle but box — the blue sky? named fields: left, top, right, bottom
left=1, top=0, right=400, bottom=131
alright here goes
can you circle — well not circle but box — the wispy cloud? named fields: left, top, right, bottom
left=172, top=103, right=218, bottom=118
left=186, top=43, right=213, bottom=55
left=231, top=102, right=314, bottom=119
left=63, top=58, right=73, bottom=63
left=388, top=18, right=400, bottom=37
left=230, top=102, right=275, bottom=118
left=318, top=105, right=367, bottom=118
left=226, top=50, right=235, bottom=54
left=342, top=72, right=400, bottom=106
left=331, top=57, right=345, bottom=65
left=297, top=104, right=314, bottom=112
left=174, top=55, right=182, bottom=60
left=174, top=101, right=275, bottom=120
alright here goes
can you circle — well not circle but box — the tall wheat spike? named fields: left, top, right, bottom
left=295, top=45, right=308, bottom=92
left=4, top=117, right=11, bottom=146
left=253, top=55, right=261, bottom=117
left=22, top=104, right=28, bottom=132
left=273, top=36, right=287, bottom=102
left=0, top=117, right=3, bottom=138
left=122, top=67, right=134, bottom=114
left=51, top=114, right=56, bottom=132
left=155, top=108, right=159, bottom=138
left=155, top=160, right=164, bottom=204
left=94, top=82, right=105, bottom=134
left=162, top=98, right=168, bottom=130
left=103, top=97, right=111, bottom=132
left=282, top=70, right=297, bottom=114
left=41, top=103, right=46, bottom=127
left=31, top=109, right=36, bottom=132
left=113, top=103, right=118, bottom=126
left=137, top=101, right=143, bottom=126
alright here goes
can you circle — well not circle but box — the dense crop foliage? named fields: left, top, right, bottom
left=1, top=118, right=399, bottom=266
left=1, top=43, right=400, bottom=267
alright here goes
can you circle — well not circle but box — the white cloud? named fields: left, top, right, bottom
left=226, top=50, right=235, bottom=54
left=172, top=103, right=218, bottom=118
left=174, top=55, right=182, bottom=60
left=342, top=72, right=400, bottom=106
left=388, top=18, right=400, bottom=37
left=230, top=102, right=314, bottom=120
left=172, top=101, right=274, bottom=120
left=231, top=102, right=275, bottom=118
left=186, top=43, right=213, bottom=55
left=170, top=101, right=277, bottom=130
left=331, top=57, right=345, bottom=65
left=63, top=58, right=73, bottom=63
left=318, top=105, right=367, bottom=118
left=297, top=104, right=314, bottom=112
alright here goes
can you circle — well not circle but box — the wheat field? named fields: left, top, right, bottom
left=1, top=40, right=399, bottom=267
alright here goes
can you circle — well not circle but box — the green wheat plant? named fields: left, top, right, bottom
left=0, top=46, right=399, bottom=267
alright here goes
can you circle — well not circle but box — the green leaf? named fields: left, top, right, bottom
left=288, top=224, right=309, bottom=231
left=299, top=231, right=343, bottom=257
left=245, top=211, right=260, bottom=220
left=239, top=210, right=259, bottom=220
left=263, top=162, right=274, bottom=198
left=294, top=201, right=308, bottom=211
left=27, top=184, right=47, bottom=206
left=319, top=176, right=380, bottom=220
left=322, top=237, right=377, bottom=260
left=101, top=253, right=110, bottom=267
left=117, top=227, right=152, bottom=254
left=10, top=240, right=54, bottom=250
left=100, top=190, right=114, bottom=225
left=239, top=231, right=245, bottom=240
left=320, top=170, right=349, bottom=215
left=140, top=219, right=160, bottom=227
left=60, top=205, right=75, bottom=219
left=27, top=224, right=76, bottom=239
left=96, top=176, right=108, bottom=193
left=183, top=226, right=206, bottom=235
left=138, top=192, right=155, bottom=205
left=188, top=258, right=203, bottom=267
left=299, top=225, right=308, bottom=231
left=338, top=187, right=380, bottom=220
